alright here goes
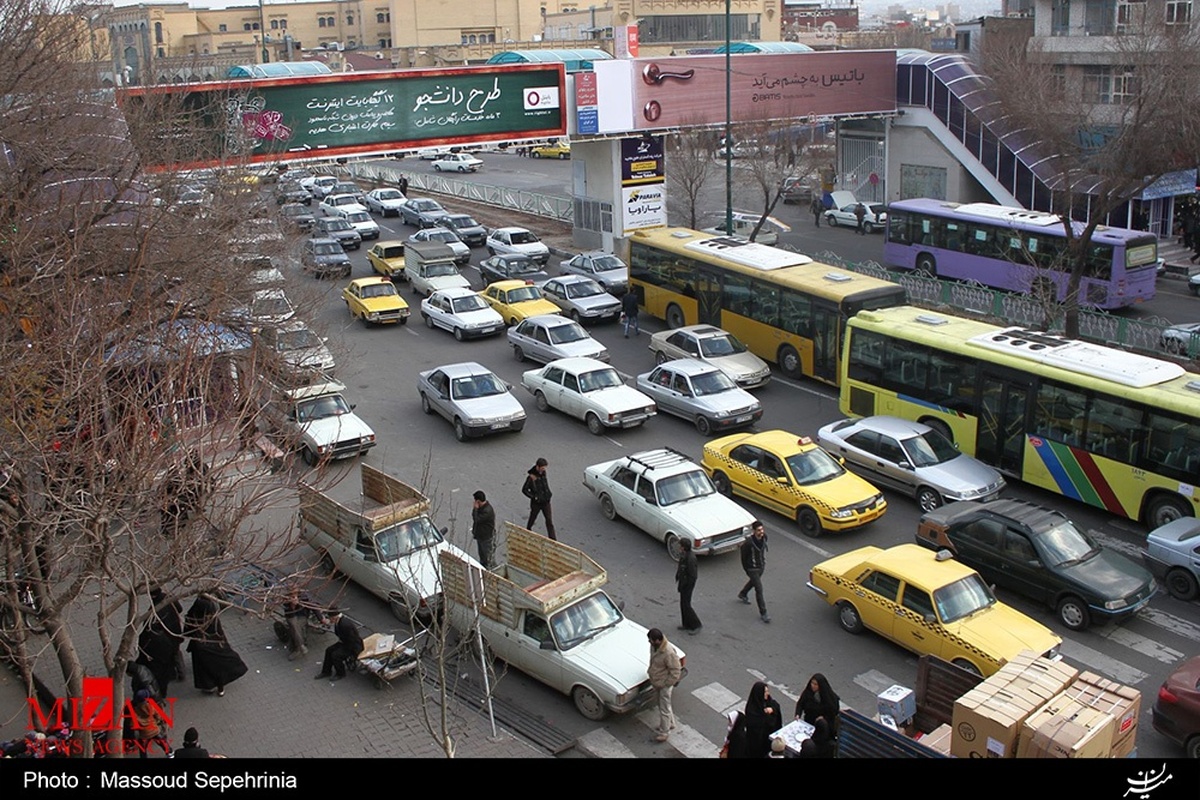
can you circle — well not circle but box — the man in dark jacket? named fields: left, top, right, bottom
left=173, top=727, right=211, bottom=759
left=316, top=611, right=363, bottom=680
left=737, top=520, right=770, bottom=623
left=853, top=202, right=867, bottom=235
left=471, top=490, right=496, bottom=569
left=522, top=458, right=557, bottom=540
left=675, top=539, right=701, bottom=634
left=621, top=289, right=640, bottom=338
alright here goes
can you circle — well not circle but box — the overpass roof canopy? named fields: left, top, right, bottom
left=226, top=62, right=334, bottom=79
left=486, top=48, right=612, bottom=71
left=714, top=41, right=815, bottom=53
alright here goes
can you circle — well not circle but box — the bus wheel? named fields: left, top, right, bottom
left=778, top=345, right=802, bottom=379
left=916, top=254, right=937, bottom=276
left=920, top=417, right=954, bottom=444
left=665, top=304, right=685, bottom=329
left=1146, top=493, right=1191, bottom=529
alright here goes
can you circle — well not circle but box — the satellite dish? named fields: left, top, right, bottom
left=821, top=21, right=838, bottom=35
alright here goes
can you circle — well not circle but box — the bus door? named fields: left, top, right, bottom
left=811, top=303, right=840, bottom=384
left=695, top=270, right=722, bottom=325
left=976, top=371, right=1031, bottom=475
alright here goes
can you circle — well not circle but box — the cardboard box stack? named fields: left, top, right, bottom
left=1017, top=671, right=1142, bottom=759
left=951, top=651, right=1079, bottom=758
left=918, top=724, right=954, bottom=756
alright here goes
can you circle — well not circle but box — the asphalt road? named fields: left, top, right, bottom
left=277, top=177, right=1200, bottom=759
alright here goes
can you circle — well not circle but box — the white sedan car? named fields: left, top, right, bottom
left=432, top=152, right=483, bottom=173
left=486, top=226, right=550, bottom=265
left=421, top=287, right=505, bottom=341
left=508, top=315, right=609, bottom=365
left=338, top=209, right=381, bottom=240
left=521, top=357, right=657, bottom=435
left=319, top=192, right=368, bottom=217
left=364, top=187, right=407, bottom=216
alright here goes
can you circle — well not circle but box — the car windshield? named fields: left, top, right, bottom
left=426, top=263, right=459, bottom=278
left=449, top=216, right=478, bottom=227
left=506, top=286, right=541, bottom=303
left=592, top=255, right=624, bottom=271
left=933, top=573, right=996, bottom=623
left=333, top=196, right=356, bottom=206
left=451, top=295, right=488, bottom=313
left=901, top=430, right=960, bottom=467
left=295, top=394, right=350, bottom=422
left=428, top=230, right=459, bottom=243
left=783, top=448, right=845, bottom=485
left=548, top=323, right=588, bottom=344
left=551, top=592, right=623, bottom=650
left=656, top=470, right=715, bottom=505
left=378, top=246, right=403, bottom=258
left=509, top=231, right=540, bottom=244
left=252, top=296, right=291, bottom=316
left=313, top=242, right=343, bottom=255
left=276, top=328, right=322, bottom=350
left=451, top=373, right=508, bottom=399
left=415, top=200, right=441, bottom=211
left=700, top=334, right=747, bottom=357
left=360, top=283, right=397, bottom=299
left=1036, top=522, right=1100, bottom=567
left=691, top=370, right=738, bottom=396
left=507, top=261, right=541, bottom=276
left=346, top=212, right=371, bottom=223
left=566, top=281, right=605, bottom=298
left=375, top=516, right=444, bottom=562
left=375, top=189, right=402, bottom=200
left=578, top=368, right=623, bottom=392
left=324, top=219, right=351, bottom=231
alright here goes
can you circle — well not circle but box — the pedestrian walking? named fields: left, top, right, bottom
left=183, top=593, right=248, bottom=697
left=647, top=628, right=682, bottom=743
left=737, top=520, right=770, bottom=623
left=854, top=202, right=867, bottom=235
left=809, top=195, right=822, bottom=228
left=621, top=288, right=640, bottom=338
left=675, top=539, right=701, bottom=634
left=522, top=458, right=557, bottom=540
left=315, top=610, right=364, bottom=681
left=281, top=587, right=310, bottom=661
left=471, top=490, right=496, bottom=569
left=743, top=681, right=783, bottom=758
left=138, top=587, right=186, bottom=689
left=398, top=175, right=409, bottom=196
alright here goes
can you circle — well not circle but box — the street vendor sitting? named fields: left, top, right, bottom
left=314, top=610, right=363, bottom=681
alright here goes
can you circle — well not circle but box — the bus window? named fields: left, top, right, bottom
left=1144, top=411, right=1200, bottom=481
left=722, top=272, right=754, bottom=317
left=1034, top=382, right=1087, bottom=447
left=778, top=288, right=813, bottom=337
left=1086, top=394, right=1132, bottom=460
left=848, top=329, right=886, bottom=384
left=885, top=339, right=929, bottom=393
left=928, top=354, right=976, bottom=408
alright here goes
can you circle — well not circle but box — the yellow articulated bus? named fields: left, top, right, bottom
left=840, top=305, right=1200, bottom=527
left=624, top=227, right=907, bottom=386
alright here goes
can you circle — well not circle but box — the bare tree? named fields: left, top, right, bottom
left=665, top=123, right=716, bottom=230
left=981, top=12, right=1200, bottom=337
left=725, top=119, right=823, bottom=243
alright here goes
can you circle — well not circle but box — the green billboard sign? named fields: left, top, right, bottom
left=121, top=64, right=566, bottom=169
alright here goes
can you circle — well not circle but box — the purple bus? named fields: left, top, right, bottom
left=883, top=199, right=1158, bottom=310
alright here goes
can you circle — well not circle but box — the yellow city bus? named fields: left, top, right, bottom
left=840, top=305, right=1200, bottom=526
left=624, top=227, right=907, bottom=385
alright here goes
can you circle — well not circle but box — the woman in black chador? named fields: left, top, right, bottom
left=184, top=593, right=247, bottom=697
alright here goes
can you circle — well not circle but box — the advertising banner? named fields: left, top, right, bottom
left=621, top=183, right=667, bottom=233
left=594, top=51, right=895, bottom=133
left=620, top=135, right=664, bottom=185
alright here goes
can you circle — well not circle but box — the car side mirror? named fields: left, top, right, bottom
left=899, top=461, right=914, bottom=470
left=539, top=640, right=556, bottom=651
left=923, top=613, right=937, bottom=624
left=440, top=526, right=449, bottom=535
left=504, top=382, right=513, bottom=391
left=363, top=550, right=378, bottom=563
left=775, top=476, right=789, bottom=485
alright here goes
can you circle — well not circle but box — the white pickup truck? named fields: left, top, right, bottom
left=259, top=377, right=375, bottom=467
left=440, top=524, right=685, bottom=721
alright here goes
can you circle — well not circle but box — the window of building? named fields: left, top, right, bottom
left=1117, top=0, right=1146, bottom=30
left=1051, top=0, right=1070, bottom=34
left=154, top=21, right=163, bottom=44
left=280, top=19, right=287, bottom=29
left=270, top=19, right=278, bottom=29
left=1166, top=0, right=1192, bottom=24
left=218, top=24, right=227, bottom=32
left=379, top=38, right=392, bottom=47
left=243, top=23, right=252, bottom=31
left=347, top=13, right=354, bottom=25
left=1083, top=65, right=1138, bottom=104
left=156, top=47, right=165, bottom=58
left=377, top=12, right=389, bottom=23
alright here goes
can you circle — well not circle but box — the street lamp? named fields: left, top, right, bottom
left=259, top=0, right=269, bottom=63
left=724, top=0, right=732, bottom=233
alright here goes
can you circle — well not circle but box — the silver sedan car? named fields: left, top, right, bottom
left=417, top=362, right=527, bottom=441
left=816, top=416, right=1006, bottom=512
left=648, top=325, right=771, bottom=389
left=540, top=275, right=622, bottom=324
left=508, top=314, right=608, bottom=364
left=635, top=358, right=762, bottom=436
left=559, top=252, right=629, bottom=295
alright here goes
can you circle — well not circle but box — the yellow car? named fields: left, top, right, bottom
left=367, top=240, right=406, bottom=279
left=342, top=276, right=410, bottom=326
left=480, top=280, right=561, bottom=326
left=808, top=544, right=1062, bottom=677
left=701, top=429, right=886, bottom=537
left=531, top=141, right=571, bottom=159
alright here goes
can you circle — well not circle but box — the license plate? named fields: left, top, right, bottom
left=490, top=422, right=509, bottom=430
left=735, top=414, right=753, bottom=423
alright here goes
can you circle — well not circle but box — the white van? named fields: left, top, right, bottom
left=702, top=212, right=789, bottom=245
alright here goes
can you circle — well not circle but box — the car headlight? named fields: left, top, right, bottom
left=830, top=508, right=855, bottom=519
left=740, top=525, right=752, bottom=537
left=367, top=312, right=380, bottom=321
left=1104, top=597, right=1129, bottom=611
left=714, top=409, right=731, bottom=418
left=615, top=687, right=638, bottom=706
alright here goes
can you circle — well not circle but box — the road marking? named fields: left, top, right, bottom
left=1136, top=607, right=1200, bottom=644
left=1098, top=624, right=1185, bottom=664
left=768, top=376, right=838, bottom=400
left=634, top=709, right=721, bottom=758
left=692, top=681, right=743, bottom=716
left=766, top=523, right=834, bottom=559
left=1087, top=528, right=1144, bottom=561
left=854, top=668, right=904, bottom=697
left=576, top=727, right=635, bottom=758
left=1058, top=639, right=1149, bottom=685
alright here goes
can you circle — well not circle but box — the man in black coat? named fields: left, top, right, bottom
left=471, top=490, right=496, bottom=569
left=522, top=458, right=557, bottom=541
left=316, top=611, right=363, bottom=681
left=737, top=521, right=770, bottom=623
left=675, top=539, right=701, bottom=634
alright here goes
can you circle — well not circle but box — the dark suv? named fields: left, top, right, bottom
left=301, top=237, right=351, bottom=279
left=313, top=216, right=362, bottom=250
left=916, top=498, right=1157, bottom=631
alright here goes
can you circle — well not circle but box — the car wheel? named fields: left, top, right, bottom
left=951, top=658, right=983, bottom=677
left=827, top=214, right=838, bottom=226
left=599, top=493, right=618, bottom=521
left=865, top=222, right=876, bottom=234
left=571, top=685, right=608, bottom=721
left=420, top=393, right=433, bottom=415
left=412, top=283, right=422, bottom=296
left=665, top=533, right=685, bottom=562
left=423, top=313, right=434, bottom=329
left=797, top=507, right=822, bottom=538
left=513, top=346, right=525, bottom=362
left=778, top=344, right=802, bottom=379
left=434, top=164, right=442, bottom=171
left=585, top=412, right=604, bottom=436
left=916, top=486, right=943, bottom=513
left=454, top=419, right=468, bottom=442
left=1186, top=734, right=1200, bottom=759
left=1146, top=493, right=1191, bottom=528
left=488, top=247, right=496, bottom=255
left=712, top=471, right=732, bottom=497
left=570, top=310, right=581, bottom=323
left=695, top=415, right=712, bottom=436
left=1057, top=595, right=1090, bottom=631
left=837, top=601, right=864, bottom=634
left=320, top=551, right=338, bottom=575
left=360, top=313, right=370, bottom=328
left=389, top=596, right=409, bottom=622
left=665, top=303, right=685, bottom=329
left=509, top=317, right=518, bottom=327
left=1191, top=283, right=1200, bottom=297
left=1165, top=567, right=1199, bottom=601
left=302, top=447, right=318, bottom=467
left=535, top=391, right=549, bottom=412
left=454, top=327, right=465, bottom=342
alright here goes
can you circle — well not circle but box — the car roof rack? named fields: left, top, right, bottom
left=627, top=447, right=693, bottom=471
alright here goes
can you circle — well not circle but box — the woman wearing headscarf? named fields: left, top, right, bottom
left=795, top=672, right=840, bottom=728
left=743, top=681, right=783, bottom=758
left=799, top=717, right=836, bottom=758
left=184, top=593, right=248, bottom=697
